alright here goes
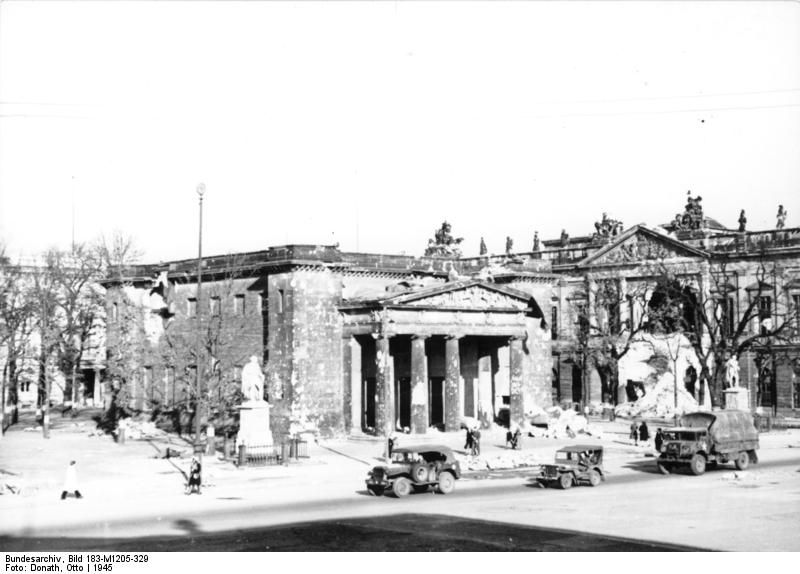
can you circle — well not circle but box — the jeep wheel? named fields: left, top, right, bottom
left=367, top=485, right=385, bottom=497
left=412, top=484, right=429, bottom=494
left=557, top=473, right=573, bottom=490
left=436, top=471, right=455, bottom=494
left=657, top=461, right=672, bottom=475
left=735, top=451, right=750, bottom=471
left=587, top=470, right=602, bottom=487
left=689, top=454, right=707, bottom=476
left=392, top=477, right=412, bottom=498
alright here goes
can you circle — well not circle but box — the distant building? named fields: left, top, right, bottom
left=101, top=200, right=800, bottom=436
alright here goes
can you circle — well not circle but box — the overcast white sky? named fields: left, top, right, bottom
left=1, top=0, right=799, bottom=264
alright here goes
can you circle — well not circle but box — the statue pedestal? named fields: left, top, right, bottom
left=724, top=387, right=750, bottom=411
left=236, top=401, right=273, bottom=449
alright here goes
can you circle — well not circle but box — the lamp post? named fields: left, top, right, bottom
left=194, top=183, right=205, bottom=454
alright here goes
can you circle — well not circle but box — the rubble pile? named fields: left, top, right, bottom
left=542, top=406, right=589, bottom=438
left=614, top=373, right=700, bottom=419
left=461, top=451, right=541, bottom=471
left=117, top=418, right=159, bottom=440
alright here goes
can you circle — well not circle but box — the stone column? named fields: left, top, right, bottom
left=509, top=336, right=525, bottom=424
left=342, top=336, right=353, bottom=432
left=410, top=335, right=429, bottom=434
left=374, top=335, right=393, bottom=436
left=93, top=368, right=102, bottom=407
left=444, top=335, right=462, bottom=432
left=587, top=276, right=598, bottom=331
left=619, top=277, right=629, bottom=329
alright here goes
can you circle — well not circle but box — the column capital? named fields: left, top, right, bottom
left=371, top=332, right=393, bottom=341
left=444, top=334, right=463, bottom=341
left=411, top=334, right=430, bottom=341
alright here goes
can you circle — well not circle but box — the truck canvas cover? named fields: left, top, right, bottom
left=679, top=411, right=758, bottom=444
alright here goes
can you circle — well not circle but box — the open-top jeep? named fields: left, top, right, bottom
left=365, top=445, right=461, bottom=498
left=534, top=445, right=605, bottom=490
left=657, top=410, right=759, bottom=476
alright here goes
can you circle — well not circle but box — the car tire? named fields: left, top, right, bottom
left=657, top=461, right=672, bottom=475
left=735, top=451, right=750, bottom=471
left=689, top=454, right=707, bottom=476
left=436, top=471, right=456, bottom=494
left=392, top=477, right=412, bottom=498
left=367, top=485, right=385, bottom=497
left=587, top=470, right=602, bottom=487
left=411, top=463, right=429, bottom=483
left=557, top=473, right=573, bottom=490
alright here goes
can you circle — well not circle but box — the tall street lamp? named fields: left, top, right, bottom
left=195, top=183, right=205, bottom=454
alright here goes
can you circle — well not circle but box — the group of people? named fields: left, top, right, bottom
left=629, top=420, right=650, bottom=446
left=464, top=427, right=481, bottom=456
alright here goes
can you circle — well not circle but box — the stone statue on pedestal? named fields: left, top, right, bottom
left=725, top=355, right=740, bottom=388
left=241, top=355, right=265, bottom=402
left=738, top=209, right=747, bottom=232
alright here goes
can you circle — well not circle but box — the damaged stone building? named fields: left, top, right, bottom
left=102, top=200, right=800, bottom=437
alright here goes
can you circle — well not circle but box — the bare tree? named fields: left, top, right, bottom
left=0, top=247, right=37, bottom=432
left=648, top=256, right=794, bottom=408
left=573, top=279, right=653, bottom=406
left=159, top=255, right=254, bottom=440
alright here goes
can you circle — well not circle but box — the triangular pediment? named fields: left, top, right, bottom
left=383, top=280, right=531, bottom=311
left=578, top=225, right=707, bottom=268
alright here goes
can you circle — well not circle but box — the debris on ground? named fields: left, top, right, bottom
left=117, top=418, right=159, bottom=440
left=460, top=451, right=542, bottom=471
left=614, top=373, right=700, bottom=419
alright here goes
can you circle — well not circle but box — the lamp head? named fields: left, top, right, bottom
left=196, top=183, right=206, bottom=198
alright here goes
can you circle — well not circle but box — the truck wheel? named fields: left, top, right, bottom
left=689, top=454, right=707, bottom=476
left=436, top=471, right=455, bottom=494
left=587, top=470, right=602, bottom=487
left=392, top=477, right=412, bottom=498
left=557, top=473, right=573, bottom=490
left=748, top=450, right=758, bottom=464
left=735, top=451, right=750, bottom=470
left=657, top=461, right=671, bottom=475
left=367, top=485, right=385, bottom=497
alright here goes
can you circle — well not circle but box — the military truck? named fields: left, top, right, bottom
left=657, top=410, right=759, bottom=476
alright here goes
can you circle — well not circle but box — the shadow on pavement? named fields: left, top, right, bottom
left=0, top=513, right=706, bottom=552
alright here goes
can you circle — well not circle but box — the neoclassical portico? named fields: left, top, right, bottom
left=340, top=280, right=544, bottom=435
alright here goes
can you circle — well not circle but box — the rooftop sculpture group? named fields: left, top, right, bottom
left=593, top=213, right=624, bottom=240
left=672, top=192, right=705, bottom=231
left=425, top=221, right=464, bottom=258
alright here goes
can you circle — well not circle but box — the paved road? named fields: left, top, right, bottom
left=2, top=456, right=798, bottom=551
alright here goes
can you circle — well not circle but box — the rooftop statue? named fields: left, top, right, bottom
left=532, top=231, right=541, bottom=252
left=424, top=221, right=464, bottom=258
left=505, top=236, right=514, bottom=255
left=672, top=191, right=705, bottom=231
left=592, top=212, right=623, bottom=240
left=738, top=209, right=747, bottom=232
left=479, top=237, right=487, bottom=256
left=777, top=205, right=787, bottom=229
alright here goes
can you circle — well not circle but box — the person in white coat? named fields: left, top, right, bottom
left=61, top=460, right=82, bottom=500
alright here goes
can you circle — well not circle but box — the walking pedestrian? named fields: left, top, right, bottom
left=639, top=421, right=650, bottom=447
left=630, top=421, right=640, bottom=446
left=472, top=427, right=481, bottom=456
left=186, top=455, right=202, bottom=495
left=60, top=460, right=83, bottom=500
left=655, top=428, right=664, bottom=452
left=464, top=427, right=474, bottom=453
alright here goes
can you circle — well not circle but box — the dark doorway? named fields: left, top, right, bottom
left=363, top=377, right=376, bottom=430
left=396, top=377, right=411, bottom=431
left=429, top=377, right=444, bottom=429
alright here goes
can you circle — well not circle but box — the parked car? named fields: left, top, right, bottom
left=656, top=410, right=759, bottom=476
left=534, top=445, right=605, bottom=489
left=365, top=445, right=461, bottom=497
